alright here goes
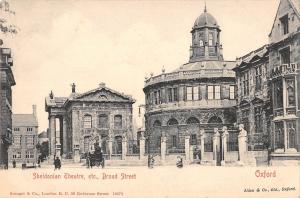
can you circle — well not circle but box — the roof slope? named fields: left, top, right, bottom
left=13, top=114, right=38, bottom=127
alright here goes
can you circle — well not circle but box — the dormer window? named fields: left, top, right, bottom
left=280, top=15, right=289, bottom=35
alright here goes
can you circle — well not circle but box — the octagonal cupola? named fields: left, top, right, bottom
left=189, top=5, right=223, bottom=63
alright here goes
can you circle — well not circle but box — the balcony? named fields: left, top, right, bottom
left=145, top=69, right=235, bottom=87
left=271, top=63, right=298, bottom=79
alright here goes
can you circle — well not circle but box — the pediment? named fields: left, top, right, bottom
left=73, top=88, right=134, bottom=103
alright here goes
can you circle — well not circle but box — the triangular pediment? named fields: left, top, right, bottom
left=72, top=87, right=135, bottom=103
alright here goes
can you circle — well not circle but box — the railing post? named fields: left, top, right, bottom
left=122, top=135, right=127, bottom=160
left=139, top=135, right=146, bottom=160
left=200, top=129, right=205, bottom=164
left=160, top=135, right=167, bottom=163
left=221, top=126, right=229, bottom=165
left=238, top=124, right=248, bottom=165
left=213, top=128, right=220, bottom=166
left=185, top=135, right=190, bottom=161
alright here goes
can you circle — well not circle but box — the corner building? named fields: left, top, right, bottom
left=143, top=8, right=237, bottom=159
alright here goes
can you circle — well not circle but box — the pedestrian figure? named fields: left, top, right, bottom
left=148, top=155, right=155, bottom=168
left=54, top=157, right=61, bottom=170
left=176, top=156, right=183, bottom=168
left=12, top=160, right=16, bottom=168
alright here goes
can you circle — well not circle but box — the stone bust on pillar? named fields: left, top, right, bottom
left=222, top=126, right=228, bottom=137
left=213, top=128, right=220, bottom=136
left=238, top=124, right=247, bottom=137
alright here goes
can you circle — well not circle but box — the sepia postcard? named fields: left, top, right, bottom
left=0, top=0, right=299, bottom=197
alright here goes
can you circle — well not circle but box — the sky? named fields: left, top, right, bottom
left=3, top=0, right=279, bottom=132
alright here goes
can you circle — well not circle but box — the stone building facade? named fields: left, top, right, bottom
left=143, top=7, right=237, bottom=163
left=268, top=0, right=300, bottom=163
left=8, top=105, right=38, bottom=165
left=0, top=47, right=15, bottom=168
left=45, top=83, right=135, bottom=162
left=234, top=45, right=272, bottom=151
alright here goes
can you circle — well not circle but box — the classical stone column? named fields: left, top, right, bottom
left=221, top=126, right=229, bottom=165
left=55, top=118, right=61, bottom=157
left=238, top=124, right=248, bottom=164
left=160, top=135, right=167, bottom=162
left=139, top=135, right=145, bottom=160
left=122, top=135, right=127, bottom=160
left=212, top=128, right=220, bottom=166
left=49, top=116, right=56, bottom=157
left=62, top=117, right=67, bottom=157
left=185, top=135, right=190, bottom=161
left=200, top=129, right=205, bottom=163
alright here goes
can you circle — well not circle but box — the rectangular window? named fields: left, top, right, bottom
left=186, top=87, right=193, bottom=101
left=255, top=66, right=262, bottom=91
left=242, top=72, right=249, bottom=95
left=280, top=47, right=290, bottom=65
left=14, top=128, right=19, bottom=131
left=83, top=115, right=92, bottom=129
left=229, top=85, right=235, bottom=99
left=207, top=86, right=214, bottom=99
left=173, top=87, right=178, bottom=101
left=27, top=128, right=33, bottom=132
left=214, top=86, right=221, bottom=99
left=254, top=106, right=262, bottom=133
left=25, top=150, right=34, bottom=159
left=280, top=15, right=289, bottom=35
left=171, top=135, right=177, bottom=147
left=13, top=136, right=21, bottom=145
left=191, top=134, right=197, bottom=145
left=168, top=88, right=173, bottom=102
left=114, top=115, right=122, bottom=129
left=98, top=114, right=109, bottom=128
left=193, top=86, right=199, bottom=100
left=208, top=33, right=213, bottom=46
left=16, top=151, right=21, bottom=159
left=25, top=136, right=34, bottom=145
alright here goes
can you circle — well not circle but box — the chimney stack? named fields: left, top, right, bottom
left=33, top=104, right=37, bottom=117
left=71, top=83, right=76, bottom=93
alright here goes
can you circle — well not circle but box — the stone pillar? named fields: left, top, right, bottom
left=238, top=124, right=248, bottom=164
left=221, top=126, right=229, bottom=165
left=200, top=129, right=205, bottom=163
left=185, top=135, right=190, bottom=161
left=122, top=135, right=127, bottom=160
left=55, top=118, right=61, bottom=157
left=189, top=146, right=194, bottom=161
left=49, top=116, right=56, bottom=157
left=212, top=128, right=220, bottom=166
left=160, top=136, right=167, bottom=162
left=283, top=121, right=288, bottom=152
left=73, top=144, right=80, bottom=163
left=62, top=117, right=67, bottom=158
left=108, top=136, right=113, bottom=159
left=139, top=136, right=145, bottom=160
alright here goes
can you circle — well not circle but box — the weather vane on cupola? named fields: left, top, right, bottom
left=204, top=0, right=207, bottom=12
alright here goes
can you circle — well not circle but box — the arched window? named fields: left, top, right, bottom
left=287, top=79, right=295, bottom=107
left=114, top=115, right=122, bottom=129
left=98, top=114, right=109, bottom=128
left=208, top=116, right=222, bottom=124
left=168, top=118, right=178, bottom=126
left=208, top=33, right=213, bottom=46
left=83, top=115, right=92, bottom=129
left=187, top=117, right=200, bottom=125
left=199, top=40, right=204, bottom=46
left=153, top=120, right=161, bottom=127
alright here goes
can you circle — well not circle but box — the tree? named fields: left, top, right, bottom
left=0, top=0, right=18, bottom=37
left=40, top=141, right=49, bottom=160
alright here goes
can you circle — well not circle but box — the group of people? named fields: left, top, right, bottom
left=148, top=155, right=183, bottom=168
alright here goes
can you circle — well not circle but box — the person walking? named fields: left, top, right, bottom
left=54, top=157, right=61, bottom=170
left=12, top=160, right=16, bottom=168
